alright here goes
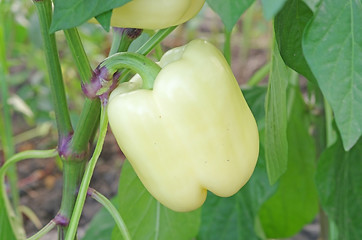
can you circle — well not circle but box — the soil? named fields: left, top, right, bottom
left=14, top=132, right=123, bottom=237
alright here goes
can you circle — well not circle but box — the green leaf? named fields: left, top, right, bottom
left=303, top=0, right=362, bottom=150
left=259, top=84, right=319, bottom=238
left=198, top=145, right=278, bottom=240
left=82, top=201, right=115, bottom=240
left=275, top=0, right=316, bottom=82
left=315, top=138, right=362, bottom=240
left=264, top=40, right=289, bottom=184
left=260, top=0, right=287, bottom=19
left=302, top=0, right=320, bottom=12
left=95, top=9, right=112, bottom=32
left=243, top=86, right=268, bottom=131
left=206, top=0, right=254, bottom=31
left=50, top=0, right=131, bottom=32
left=0, top=193, right=16, bottom=240
left=112, top=161, right=201, bottom=240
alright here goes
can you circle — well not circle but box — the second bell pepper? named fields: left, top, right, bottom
left=91, top=0, right=205, bottom=30
left=107, top=39, right=259, bottom=212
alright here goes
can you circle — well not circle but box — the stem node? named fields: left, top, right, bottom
left=54, top=213, right=69, bottom=227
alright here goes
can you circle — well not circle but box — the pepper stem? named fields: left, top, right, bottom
left=100, top=52, right=161, bottom=90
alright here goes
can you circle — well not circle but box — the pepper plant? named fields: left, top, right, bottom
left=0, top=0, right=361, bottom=240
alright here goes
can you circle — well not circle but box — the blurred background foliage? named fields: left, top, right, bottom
left=3, top=0, right=271, bottom=137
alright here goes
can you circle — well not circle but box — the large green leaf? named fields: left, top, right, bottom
left=259, top=83, right=319, bottom=237
left=315, top=138, right=362, bottom=240
left=275, top=0, right=315, bottom=82
left=260, top=0, right=287, bottom=19
left=264, top=40, right=289, bottom=184
left=198, top=145, right=278, bottom=240
left=206, top=0, right=254, bottom=31
left=303, top=0, right=362, bottom=150
left=50, top=0, right=131, bottom=32
left=112, top=161, right=200, bottom=240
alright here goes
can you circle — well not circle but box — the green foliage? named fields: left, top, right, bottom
left=264, top=41, right=289, bottom=184
left=316, top=138, right=362, bottom=240
left=50, top=0, right=131, bottom=32
left=303, top=0, right=362, bottom=150
left=112, top=161, right=201, bottom=240
left=244, top=86, right=268, bottom=130
left=275, top=0, right=316, bottom=83
left=206, top=0, right=254, bottom=31
left=94, top=10, right=113, bottom=32
left=259, top=83, right=319, bottom=237
left=302, top=0, right=320, bottom=12
left=0, top=196, right=16, bottom=240
left=260, top=0, right=287, bottom=19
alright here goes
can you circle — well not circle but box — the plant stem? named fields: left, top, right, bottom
left=59, top=26, right=143, bottom=238
left=115, top=26, right=177, bottom=85
left=324, top=98, right=336, bottom=147
left=310, top=85, right=329, bottom=240
left=18, top=205, right=42, bottom=229
left=313, top=86, right=327, bottom=158
left=61, top=28, right=100, bottom=238
left=63, top=28, right=101, bottom=154
left=154, top=44, right=164, bottom=60
left=89, top=188, right=131, bottom=240
left=27, top=220, right=56, bottom=240
left=321, top=97, right=337, bottom=240
left=0, top=0, right=21, bottom=223
left=11, top=123, right=51, bottom=146
left=34, top=3, right=82, bottom=238
left=110, top=28, right=142, bottom=55
left=58, top=27, right=143, bottom=233
left=58, top=161, right=86, bottom=220
left=319, top=209, right=330, bottom=240
left=33, top=0, right=73, bottom=141
left=110, top=28, right=123, bottom=55
left=65, top=106, right=108, bottom=240
left=63, top=28, right=93, bottom=84
left=136, top=26, right=177, bottom=55
left=223, top=28, right=232, bottom=65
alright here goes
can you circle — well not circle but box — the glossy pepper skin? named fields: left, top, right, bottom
left=107, top=40, right=259, bottom=212
left=101, top=0, right=205, bottom=29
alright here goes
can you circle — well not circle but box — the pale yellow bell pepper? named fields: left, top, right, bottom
left=107, top=39, right=259, bottom=212
left=91, top=0, right=205, bottom=29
